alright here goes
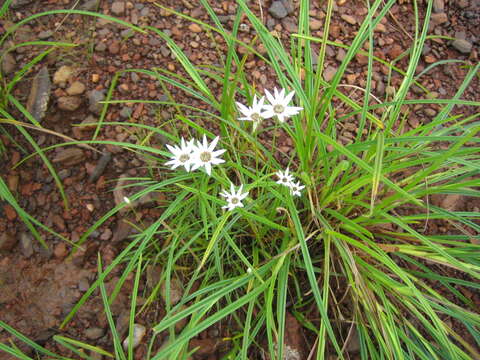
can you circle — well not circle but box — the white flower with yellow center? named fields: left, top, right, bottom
left=263, top=88, right=303, bottom=123
left=275, top=168, right=294, bottom=187
left=220, top=183, right=249, bottom=211
left=165, top=137, right=195, bottom=171
left=289, top=180, right=305, bottom=197
left=190, top=135, right=226, bottom=176
left=236, top=95, right=268, bottom=131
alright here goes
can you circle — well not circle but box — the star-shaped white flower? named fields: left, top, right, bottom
left=263, top=88, right=303, bottom=123
left=220, top=183, right=249, bottom=211
left=276, top=168, right=295, bottom=187
left=236, top=95, right=268, bottom=131
left=165, top=137, right=195, bottom=171
left=289, top=180, right=305, bottom=197
left=190, top=135, right=226, bottom=176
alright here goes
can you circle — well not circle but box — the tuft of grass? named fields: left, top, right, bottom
left=2, top=0, right=480, bottom=359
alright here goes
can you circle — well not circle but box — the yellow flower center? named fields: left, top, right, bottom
left=179, top=154, right=190, bottom=162
left=200, top=151, right=211, bottom=162
left=273, top=104, right=285, bottom=114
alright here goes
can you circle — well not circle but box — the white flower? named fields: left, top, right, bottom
left=276, top=168, right=295, bottom=187
left=165, top=137, right=195, bottom=171
left=263, top=88, right=303, bottom=123
left=220, top=183, right=249, bottom=211
left=289, top=181, right=305, bottom=197
left=123, top=196, right=131, bottom=204
left=190, top=135, right=226, bottom=176
left=236, top=95, right=268, bottom=131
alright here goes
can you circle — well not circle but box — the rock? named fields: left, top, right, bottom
left=323, top=65, right=337, bottom=82
left=160, top=276, right=184, bottom=305
left=0, top=233, right=17, bottom=252
left=95, top=42, right=107, bottom=52
left=38, top=30, right=53, bottom=39
left=52, top=148, right=85, bottom=166
left=85, top=327, right=105, bottom=340
left=430, top=13, right=448, bottom=26
left=66, top=81, right=86, bottom=95
left=7, top=174, right=19, bottom=192
left=79, top=115, right=98, bottom=130
left=441, top=194, right=462, bottom=211
left=57, top=96, right=82, bottom=111
left=189, top=339, right=221, bottom=358
left=122, top=324, right=146, bottom=350
left=188, top=23, right=202, bottom=33
left=280, top=0, right=294, bottom=15
left=81, top=0, right=98, bottom=11
left=4, top=204, right=16, bottom=221
left=119, top=107, right=132, bottom=119
left=310, top=18, right=322, bottom=30
left=100, top=228, right=112, bottom=241
left=111, top=1, right=125, bottom=16
left=341, top=14, right=356, bottom=25
left=281, top=17, right=298, bottom=33
left=89, top=152, right=112, bottom=182
left=108, top=41, right=120, bottom=54
left=53, top=65, right=74, bottom=85
left=2, top=52, right=16, bottom=74
left=20, top=232, right=34, bottom=258
left=78, top=277, right=90, bottom=291
left=54, top=242, right=68, bottom=259
left=451, top=39, right=472, bottom=54
left=26, top=66, right=51, bottom=123
left=88, top=90, right=105, bottom=115
left=336, top=48, right=346, bottom=62
left=11, top=0, right=33, bottom=9
left=112, top=220, right=133, bottom=242
left=269, top=1, right=288, bottom=19
left=433, top=0, right=444, bottom=13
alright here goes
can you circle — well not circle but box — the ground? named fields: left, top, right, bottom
left=0, top=0, right=479, bottom=359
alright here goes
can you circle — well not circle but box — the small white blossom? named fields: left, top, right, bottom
left=220, top=183, right=248, bottom=211
left=247, top=267, right=252, bottom=274
left=123, top=196, right=131, bottom=204
left=263, top=88, right=303, bottom=123
left=276, top=168, right=295, bottom=187
left=190, top=135, right=226, bottom=176
left=165, top=137, right=195, bottom=171
left=236, top=95, right=268, bottom=131
left=289, top=181, right=305, bottom=197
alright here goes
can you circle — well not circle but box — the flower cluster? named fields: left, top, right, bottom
left=236, top=88, right=303, bottom=130
left=165, top=135, right=226, bottom=176
left=164, top=88, right=305, bottom=211
left=276, top=168, right=305, bottom=197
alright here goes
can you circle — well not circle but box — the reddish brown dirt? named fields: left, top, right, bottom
left=0, top=0, right=478, bottom=358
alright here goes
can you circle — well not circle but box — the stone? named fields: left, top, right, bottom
left=433, top=0, right=444, bottom=13
left=53, top=65, right=74, bottom=85
left=310, top=18, right=322, bottom=31
left=430, top=12, right=448, bottom=26
left=54, top=242, right=68, bottom=259
left=451, top=39, right=472, bottom=54
left=57, top=96, right=82, bottom=111
left=119, top=107, right=132, bottom=119
left=336, top=48, right=346, bottom=62
left=0, top=233, right=18, bottom=252
left=341, top=14, right=356, bottom=25
left=122, top=324, right=146, bottom=350
left=20, top=232, right=34, bottom=258
left=269, top=1, right=288, bottom=19
left=66, top=81, right=86, bottom=95
left=1, top=52, right=16, bottom=74
left=188, top=23, right=202, bottom=33
left=26, top=66, right=51, bottom=123
left=95, top=42, right=107, bottom=52
left=52, top=148, right=85, bottom=166
left=38, top=30, right=53, bottom=39
left=109, top=41, right=120, bottom=54
left=111, top=1, right=125, bottom=16
left=81, top=0, right=98, bottom=11
left=88, top=90, right=105, bottom=115
left=281, top=17, right=298, bottom=33
left=85, top=327, right=105, bottom=340
left=4, top=204, right=17, bottom=221
left=323, top=65, right=337, bottom=82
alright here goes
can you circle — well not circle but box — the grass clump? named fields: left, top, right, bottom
left=1, top=0, right=480, bottom=359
